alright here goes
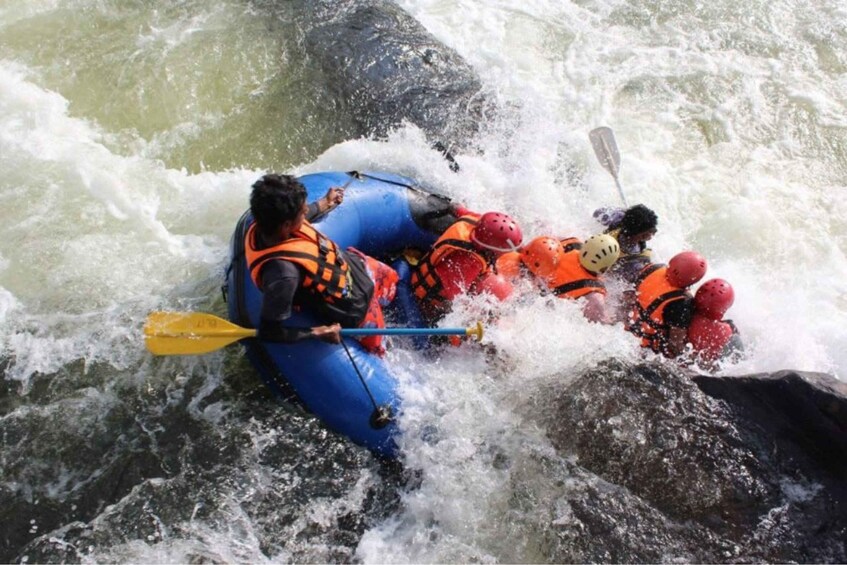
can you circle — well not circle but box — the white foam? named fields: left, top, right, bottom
left=0, top=286, right=18, bottom=325
left=0, top=60, right=259, bottom=386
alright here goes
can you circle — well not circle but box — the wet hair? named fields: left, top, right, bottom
left=249, top=174, right=307, bottom=237
left=619, top=204, right=658, bottom=237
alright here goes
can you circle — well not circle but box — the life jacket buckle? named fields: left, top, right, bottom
left=317, top=234, right=331, bottom=257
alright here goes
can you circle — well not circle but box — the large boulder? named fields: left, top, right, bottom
left=544, top=360, right=847, bottom=562
left=693, top=370, right=847, bottom=480
left=292, top=0, right=488, bottom=150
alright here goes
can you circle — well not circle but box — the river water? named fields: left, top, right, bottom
left=1, top=0, right=845, bottom=562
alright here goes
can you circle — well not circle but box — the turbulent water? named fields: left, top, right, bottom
left=1, top=0, right=845, bottom=562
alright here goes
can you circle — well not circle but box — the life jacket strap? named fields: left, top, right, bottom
left=634, top=262, right=664, bottom=286
left=411, top=257, right=446, bottom=306
left=552, top=279, right=605, bottom=297
left=641, top=289, right=687, bottom=321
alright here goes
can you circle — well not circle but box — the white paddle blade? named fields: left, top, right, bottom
left=589, top=126, right=621, bottom=178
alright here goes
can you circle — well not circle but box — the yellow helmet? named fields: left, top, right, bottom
left=520, top=236, right=563, bottom=279
left=579, top=234, right=620, bottom=274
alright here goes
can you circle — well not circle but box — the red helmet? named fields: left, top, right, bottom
left=666, top=251, right=707, bottom=287
left=471, top=212, right=523, bottom=253
left=521, top=237, right=563, bottom=279
left=695, top=278, right=735, bottom=319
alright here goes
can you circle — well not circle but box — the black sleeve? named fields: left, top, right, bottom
left=259, top=260, right=302, bottom=322
left=305, top=201, right=322, bottom=221
left=257, top=320, right=313, bottom=343
left=663, top=297, right=694, bottom=328
left=256, top=260, right=312, bottom=343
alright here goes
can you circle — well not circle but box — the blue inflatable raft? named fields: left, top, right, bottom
left=225, top=171, right=457, bottom=457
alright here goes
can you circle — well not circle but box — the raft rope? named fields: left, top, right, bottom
left=340, top=339, right=393, bottom=429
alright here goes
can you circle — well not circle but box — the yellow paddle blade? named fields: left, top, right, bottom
left=144, top=312, right=256, bottom=356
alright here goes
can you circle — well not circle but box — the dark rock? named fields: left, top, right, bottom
left=693, top=370, right=847, bottom=480
left=508, top=448, right=738, bottom=563
left=293, top=0, right=489, bottom=151
left=14, top=389, right=404, bottom=564
left=545, top=359, right=847, bottom=562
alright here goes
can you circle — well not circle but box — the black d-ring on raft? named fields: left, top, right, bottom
left=370, top=405, right=394, bottom=429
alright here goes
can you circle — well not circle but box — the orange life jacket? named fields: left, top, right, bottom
left=626, top=263, right=689, bottom=353
left=410, top=214, right=494, bottom=311
left=547, top=250, right=606, bottom=299
left=494, top=251, right=522, bottom=279
left=245, top=220, right=350, bottom=304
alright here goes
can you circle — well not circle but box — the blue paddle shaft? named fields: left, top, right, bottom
left=340, top=327, right=466, bottom=337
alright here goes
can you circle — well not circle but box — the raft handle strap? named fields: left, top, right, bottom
left=340, top=340, right=393, bottom=430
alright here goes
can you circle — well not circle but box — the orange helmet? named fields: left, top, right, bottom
left=666, top=251, right=707, bottom=287
left=495, top=251, right=523, bottom=279
left=520, top=236, right=563, bottom=279
left=470, top=212, right=523, bottom=253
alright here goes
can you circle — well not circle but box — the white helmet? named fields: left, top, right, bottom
left=579, top=234, right=620, bottom=274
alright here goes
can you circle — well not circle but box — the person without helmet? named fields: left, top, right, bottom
left=594, top=204, right=658, bottom=283
left=626, top=251, right=707, bottom=358
left=687, top=278, right=743, bottom=369
left=410, top=211, right=522, bottom=322
left=498, top=234, right=621, bottom=324
left=245, top=174, right=399, bottom=354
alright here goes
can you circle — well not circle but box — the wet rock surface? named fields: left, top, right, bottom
left=693, top=370, right=847, bottom=480
left=289, top=0, right=488, bottom=150
left=1, top=359, right=403, bottom=564
left=509, top=451, right=737, bottom=563
left=545, top=360, right=847, bottom=562
left=10, top=376, right=404, bottom=564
